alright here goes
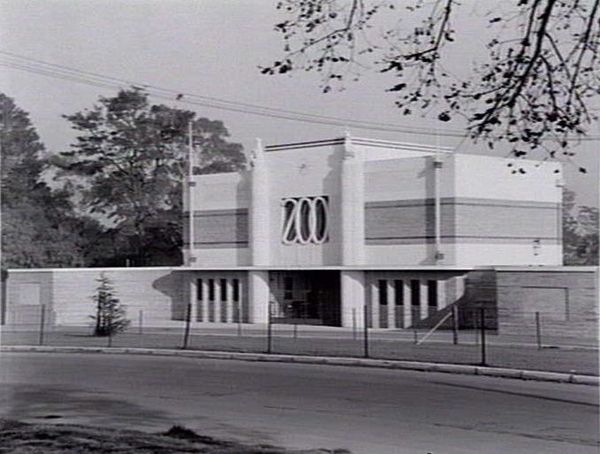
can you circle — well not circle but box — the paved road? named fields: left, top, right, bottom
left=0, top=352, right=598, bottom=453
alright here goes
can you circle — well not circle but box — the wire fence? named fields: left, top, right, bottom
left=1, top=305, right=597, bottom=376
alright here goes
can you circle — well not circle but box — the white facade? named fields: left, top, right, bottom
left=6, top=135, right=570, bottom=331
left=177, top=135, right=563, bottom=327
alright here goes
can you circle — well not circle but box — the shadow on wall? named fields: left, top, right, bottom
left=236, top=171, right=251, bottom=264
left=322, top=147, right=343, bottom=265
left=418, top=157, right=440, bottom=266
left=152, top=272, right=185, bottom=321
left=412, top=272, right=499, bottom=331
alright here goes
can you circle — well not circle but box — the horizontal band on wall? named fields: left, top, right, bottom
left=184, top=242, right=249, bottom=249
left=366, top=236, right=561, bottom=245
left=366, top=198, right=560, bottom=210
left=183, top=209, right=249, bottom=245
left=184, top=208, right=248, bottom=217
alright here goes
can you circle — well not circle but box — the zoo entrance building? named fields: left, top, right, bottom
left=5, top=136, right=598, bottom=338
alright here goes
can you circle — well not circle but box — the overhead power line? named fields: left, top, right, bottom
left=0, top=50, right=469, bottom=137
left=1, top=49, right=599, bottom=141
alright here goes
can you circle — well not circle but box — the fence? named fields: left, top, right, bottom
left=1, top=307, right=597, bottom=376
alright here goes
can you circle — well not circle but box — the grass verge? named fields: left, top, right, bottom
left=0, top=420, right=350, bottom=453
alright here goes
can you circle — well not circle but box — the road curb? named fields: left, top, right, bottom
left=2, top=345, right=598, bottom=386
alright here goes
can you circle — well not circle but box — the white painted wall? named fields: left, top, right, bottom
left=454, top=243, right=562, bottom=267
left=266, top=145, right=344, bottom=266
left=453, top=154, right=562, bottom=203
left=366, top=243, right=457, bottom=266
left=50, top=268, right=182, bottom=326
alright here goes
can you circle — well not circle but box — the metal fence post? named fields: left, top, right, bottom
left=535, top=311, right=542, bottom=350
left=138, top=309, right=143, bottom=335
left=479, top=308, right=487, bottom=366
left=293, top=323, right=298, bottom=340
left=452, top=305, right=459, bottom=345
left=38, top=304, right=46, bottom=346
left=237, top=301, right=242, bottom=337
left=352, top=308, right=357, bottom=340
left=182, top=302, right=192, bottom=350
left=363, top=304, right=369, bottom=358
left=267, top=302, right=273, bottom=354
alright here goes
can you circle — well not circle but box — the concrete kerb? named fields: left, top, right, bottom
left=1, top=345, right=598, bottom=387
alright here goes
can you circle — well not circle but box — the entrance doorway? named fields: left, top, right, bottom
left=269, top=271, right=341, bottom=326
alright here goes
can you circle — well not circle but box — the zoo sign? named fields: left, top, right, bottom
left=282, top=196, right=329, bottom=245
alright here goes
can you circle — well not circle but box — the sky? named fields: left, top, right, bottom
left=0, top=0, right=598, bottom=207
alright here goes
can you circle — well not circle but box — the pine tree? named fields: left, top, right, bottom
left=91, top=273, right=130, bottom=338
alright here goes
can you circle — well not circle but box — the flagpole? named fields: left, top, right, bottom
left=188, top=120, right=195, bottom=266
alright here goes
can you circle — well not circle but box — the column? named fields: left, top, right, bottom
left=403, top=280, right=412, bottom=328
left=237, top=278, right=244, bottom=323
left=370, top=280, right=380, bottom=328
left=420, top=280, right=428, bottom=320
left=340, top=133, right=365, bottom=266
left=248, top=270, right=270, bottom=324
left=250, top=139, right=270, bottom=266
left=214, top=279, right=222, bottom=323
left=340, top=271, right=365, bottom=328
left=189, top=278, right=198, bottom=326
left=437, top=279, right=447, bottom=310
left=455, top=276, right=466, bottom=301
left=200, top=279, right=209, bottom=323
left=387, top=280, right=396, bottom=329
left=226, top=279, right=234, bottom=323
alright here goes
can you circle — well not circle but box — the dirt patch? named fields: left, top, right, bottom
left=0, top=419, right=351, bottom=453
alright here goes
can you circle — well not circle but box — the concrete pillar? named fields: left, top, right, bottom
left=249, top=270, right=270, bottom=324
left=226, top=279, right=234, bottom=323
left=387, top=280, right=396, bottom=329
left=189, top=278, right=198, bottom=326
left=340, top=133, right=365, bottom=266
left=420, top=280, right=428, bottom=320
left=250, top=139, right=270, bottom=266
left=437, top=279, right=447, bottom=310
left=403, top=280, right=412, bottom=328
left=200, top=278, right=209, bottom=323
left=370, top=280, right=380, bottom=328
left=340, top=271, right=365, bottom=328
left=456, top=276, right=466, bottom=300
left=237, top=278, right=244, bottom=323
left=214, top=279, right=222, bottom=323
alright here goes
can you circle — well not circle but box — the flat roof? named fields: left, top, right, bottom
left=7, top=265, right=598, bottom=273
left=265, top=136, right=454, bottom=153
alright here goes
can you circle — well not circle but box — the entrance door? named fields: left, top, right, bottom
left=270, top=271, right=340, bottom=326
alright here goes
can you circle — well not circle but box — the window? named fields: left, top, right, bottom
left=282, top=196, right=329, bottom=244
left=220, top=279, right=227, bottom=301
left=378, top=280, right=388, bottom=305
left=394, top=280, right=404, bottom=305
left=196, top=279, right=203, bottom=300
left=208, top=279, right=215, bottom=301
left=411, top=280, right=420, bottom=306
left=427, top=280, right=438, bottom=307
left=232, top=279, right=240, bottom=302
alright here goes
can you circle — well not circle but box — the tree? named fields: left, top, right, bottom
left=262, top=1, right=599, bottom=166
left=0, top=93, right=98, bottom=270
left=56, top=88, right=246, bottom=266
left=563, top=189, right=599, bottom=265
left=91, top=273, right=130, bottom=340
